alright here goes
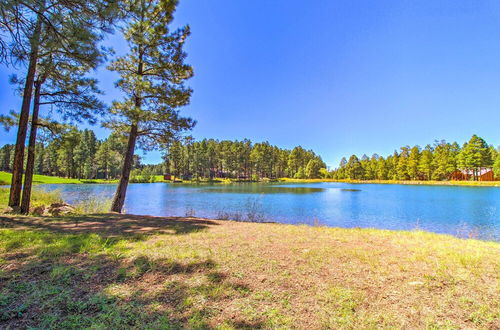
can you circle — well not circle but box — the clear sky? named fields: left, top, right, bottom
left=1, top=0, right=500, bottom=167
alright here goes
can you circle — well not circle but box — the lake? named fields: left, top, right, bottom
left=41, top=182, right=499, bottom=240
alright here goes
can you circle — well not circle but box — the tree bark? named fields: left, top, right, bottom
left=8, top=13, right=43, bottom=208
left=111, top=123, right=138, bottom=213
left=111, top=25, right=145, bottom=213
left=20, top=80, right=42, bottom=214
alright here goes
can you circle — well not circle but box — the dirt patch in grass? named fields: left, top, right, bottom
left=0, top=214, right=499, bottom=329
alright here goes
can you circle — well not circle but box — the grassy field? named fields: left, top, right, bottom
left=280, top=178, right=500, bottom=187
left=0, top=171, right=119, bottom=185
left=0, top=214, right=498, bottom=329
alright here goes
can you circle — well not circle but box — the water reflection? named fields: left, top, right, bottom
left=201, top=185, right=325, bottom=194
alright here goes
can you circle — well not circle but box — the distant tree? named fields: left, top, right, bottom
left=305, top=159, right=322, bottom=179
left=319, top=167, right=330, bottom=179
left=431, top=140, right=459, bottom=180
left=362, top=154, right=378, bottom=180
left=339, top=157, right=347, bottom=168
left=407, top=146, right=420, bottom=180
left=359, top=154, right=371, bottom=180
left=387, top=151, right=399, bottom=180
left=396, top=146, right=410, bottom=180
left=418, top=145, right=434, bottom=180
left=295, top=166, right=306, bottom=179
left=346, top=155, right=363, bottom=179
left=0, top=144, right=14, bottom=171
left=457, top=135, right=493, bottom=180
left=376, top=156, right=388, bottom=180
left=493, top=149, right=500, bottom=179
left=106, top=0, right=194, bottom=212
left=287, top=146, right=309, bottom=178
left=56, top=129, right=81, bottom=178
left=251, top=142, right=273, bottom=178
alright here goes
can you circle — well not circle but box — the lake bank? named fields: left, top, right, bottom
left=280, top=178, right=500, bottom=187
left=3, top=171, right=499, bottom=187
left=0, top=213, right=498, bottom=328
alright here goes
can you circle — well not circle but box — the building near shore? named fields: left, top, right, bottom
left=450, top=168, right=496, bottom=181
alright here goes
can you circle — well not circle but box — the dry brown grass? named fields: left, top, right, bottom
left=0, top=213, right=499, bottom=329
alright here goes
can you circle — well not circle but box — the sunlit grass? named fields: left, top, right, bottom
left=0, top=214, right=498, bottom=328
left=0, top=171, right=118, bottom=185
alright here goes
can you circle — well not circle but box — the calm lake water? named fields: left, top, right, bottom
left=41, top=182, right=500, bottom=240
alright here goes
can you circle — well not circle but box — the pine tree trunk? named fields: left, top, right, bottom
left=9, top=15, right=42, bottom=208
left=111, top=124, right=138, bottom=213
left=20, top=80, right=42, bottom=214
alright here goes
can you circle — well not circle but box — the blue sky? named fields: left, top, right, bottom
left=2, top=0, right=500, bottom=167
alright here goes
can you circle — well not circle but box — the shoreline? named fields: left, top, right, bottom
left=279, top=178, right=500, bottom=187
left=2, top=170, right=499, bottom=187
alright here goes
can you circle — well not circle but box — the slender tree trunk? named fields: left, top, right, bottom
left=20, top=80, right=42, bottom=214
left=111, top=124, right=138, bottom=213
left=9, top=15, right=42, bottom=208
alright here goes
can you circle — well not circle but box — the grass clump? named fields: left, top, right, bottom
left=73, top=195, right=112, bottom=214
left=29, top=188, right=63, bottom=208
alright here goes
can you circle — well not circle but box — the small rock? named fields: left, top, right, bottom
left=30, top=206, right=46, bottom=216
left=47, top=203, right=75, bottom=216
left=1, top=206, right=14, bottom=214
left=408, top=281, right=424, bottom=286
left=49, top=202, right=66, bottom=208
left=2, top=206, right=20, bottom=214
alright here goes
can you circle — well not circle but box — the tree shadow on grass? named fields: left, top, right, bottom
left=0, top=214, right=270, bottom=328
left=0, top=245, right=263, bottom=328
left=0, top=213, right=219, bottom=238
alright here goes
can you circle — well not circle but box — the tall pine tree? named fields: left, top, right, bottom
left=106, top=0, right=194, bottom=212
left=0, top=0, right=116, bottom=208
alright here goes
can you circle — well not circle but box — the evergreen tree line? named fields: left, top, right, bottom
left=164, top=138, right=326, bottom=180
left=330, top=135, right=500, bottom=181
left=0, top=129, right=128, bottom=180
left=0, top=130, right=327, bottom=181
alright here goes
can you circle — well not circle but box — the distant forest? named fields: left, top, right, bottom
left=0, top=126, right=326, bottom=181
left=1, top=131, right=499, bottom=182
left=331, top=135, right=500, bottom=181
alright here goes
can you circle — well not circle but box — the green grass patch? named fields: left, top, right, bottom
left=0, top=171, right=118, bottom=185
left=0, top=214, right=498, bottom=328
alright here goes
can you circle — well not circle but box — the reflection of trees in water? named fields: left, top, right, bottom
left=203, top=186, right=325, bottom=194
